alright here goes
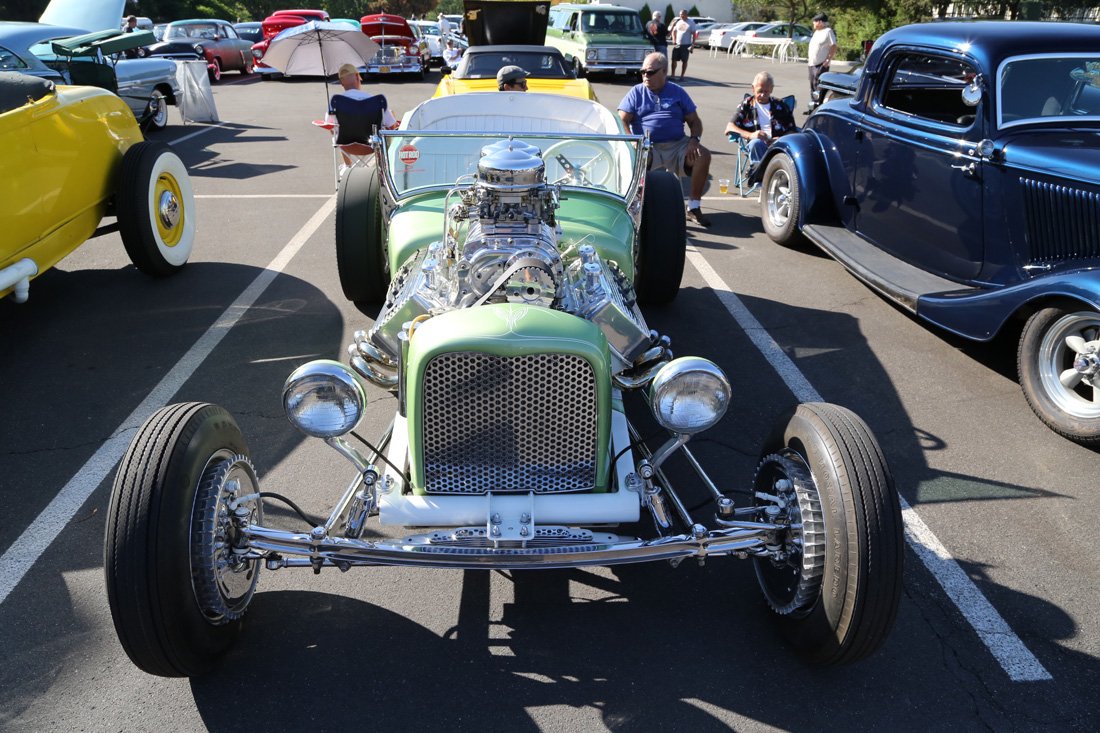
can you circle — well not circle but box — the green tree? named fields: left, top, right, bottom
left=664, top=3, right=675, bottom=24
left=639, top=2, right=652, bottom=21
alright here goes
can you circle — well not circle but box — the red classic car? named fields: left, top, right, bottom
left=252, top=8, right=330, bottom=77
left=360, top=14, right=429, bottom=79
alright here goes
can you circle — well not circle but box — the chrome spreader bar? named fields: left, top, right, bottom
left=243, top=523, right=777, bottom=571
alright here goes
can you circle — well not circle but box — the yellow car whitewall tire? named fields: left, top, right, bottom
left=118, top=141, right=196, bottom=276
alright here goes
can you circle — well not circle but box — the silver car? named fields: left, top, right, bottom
left=0, top=22, right=180, bottom=129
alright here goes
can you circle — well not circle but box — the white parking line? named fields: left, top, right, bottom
left=686, top=246, right=1052, bottom=682
left=0, top=196, right=336, bottom=607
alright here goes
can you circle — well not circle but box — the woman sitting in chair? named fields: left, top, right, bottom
left=725, top=71, right=797, bottom=176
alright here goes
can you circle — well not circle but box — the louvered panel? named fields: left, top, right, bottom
left=1021, top=178, right=1100, bottom=263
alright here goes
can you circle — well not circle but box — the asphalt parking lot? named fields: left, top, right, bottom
left=1, top=49, right=1098, bottom=731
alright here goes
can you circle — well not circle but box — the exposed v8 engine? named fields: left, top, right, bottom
left=357, top=138, right=667, bottom=385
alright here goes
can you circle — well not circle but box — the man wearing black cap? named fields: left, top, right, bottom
left=497, top=65, right=528, bottom=91
left=807, top=13, right=837, bottom=111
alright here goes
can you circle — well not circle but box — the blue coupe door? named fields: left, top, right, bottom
left=852, top=52, right=984, bottom=281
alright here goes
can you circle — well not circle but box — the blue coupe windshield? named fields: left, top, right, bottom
left=999, top=55, right=1100, bottom=128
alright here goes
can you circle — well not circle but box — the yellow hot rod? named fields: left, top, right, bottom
left=0, top=71, right=194, bottom=303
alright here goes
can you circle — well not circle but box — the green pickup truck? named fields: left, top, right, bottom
left=545, top=3, right=652, bottom=79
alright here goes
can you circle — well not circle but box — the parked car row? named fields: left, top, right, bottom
left=698, top=20, right=812, bottom=49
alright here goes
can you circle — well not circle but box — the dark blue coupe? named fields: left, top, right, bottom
left=756, top=21, right=1100, bottom=444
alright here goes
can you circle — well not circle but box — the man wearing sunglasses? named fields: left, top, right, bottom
left=618, top=52, right=713, bottom=227
left=497, top=65, right=529, bottom=91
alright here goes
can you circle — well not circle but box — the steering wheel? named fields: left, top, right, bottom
left=542, top=140, right=615, bottom=187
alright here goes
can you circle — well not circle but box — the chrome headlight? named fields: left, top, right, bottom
left=282, top=360, right=367, bottom=438
left=648, top=357, right=730, bottom=435
left=586, top=49, right=598, bottom=61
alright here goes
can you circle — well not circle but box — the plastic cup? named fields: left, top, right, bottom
left=718, top=178, right=730, bottom=194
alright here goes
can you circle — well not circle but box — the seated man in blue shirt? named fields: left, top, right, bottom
left=617, top=52, right=713, bottom=227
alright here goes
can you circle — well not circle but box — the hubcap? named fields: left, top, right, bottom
left=752, top=449, right=825, bottom=617
left=190, top=452, right=263, bottom=623
left=766, top=169, right=791, bottom=228
left=1038, top=312, right=1100, bottom=418
left=154, top=173, right=184, bottom=246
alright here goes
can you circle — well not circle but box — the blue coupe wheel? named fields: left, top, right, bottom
left=760, top=154, right=803, bottom=246
left=1019, top=307, right=1100, bottom=445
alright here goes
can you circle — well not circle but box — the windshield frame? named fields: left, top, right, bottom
left=375, top=130, right=648, bottom=206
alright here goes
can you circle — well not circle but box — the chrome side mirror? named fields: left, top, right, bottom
left=962, top=76, right=983, bottom=107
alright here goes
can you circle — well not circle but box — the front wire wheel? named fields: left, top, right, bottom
left=105, top=403, right=261, bottom=677
left=1018, top=306, right=1100, bottom=444
left=753, top=402, right=903, bottom=665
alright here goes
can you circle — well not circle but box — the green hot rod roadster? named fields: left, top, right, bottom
left=105, top=92, right=903, bottom=677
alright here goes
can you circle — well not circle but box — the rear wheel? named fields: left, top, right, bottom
left=760, top=153, right=804, bottom=246
left=634, top=169, right=686, bottom=304
left=143, top=89, right=168, bottom=130
left=753, top=402, right=903, bottom=665
left=1018, top=305, right=1100, bottom=444
left=117, top=141, right=195, bottom=276
left=336, top=160, right=388, bottom=306
left=105, top=403, right=262, bottom=677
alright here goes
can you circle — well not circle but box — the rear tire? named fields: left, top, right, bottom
left=117, top=141, right=195, bottom=277
left=105, top=403, right=261, bottom=677
left=753, top=402, right=903, bottom=665
left=143, top=89, right=168, bottom=130
left=336, top=160, right=388, bottom=306
left=634, top=169, right=686, bottom=304
left=760, top=153, right=804, bottom=246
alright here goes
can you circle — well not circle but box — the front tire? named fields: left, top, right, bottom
left=209, top=57, right=222, bottom=83
left=117, top=141, right=195, bottom=277
left=336, top=160, right=388, bottom=306
left=105, top=403, right=262, bottom=677
left=634, top=169, right=687, bottom=304
left=1018, top=306, right=1100, bottom=444
left=760, top=153, right=804, bottom=246
left=753, top=403, right=903, bottom=665
left=573, top=58, right=586, bottom=79
left=239, top=51, right=253, bottom=75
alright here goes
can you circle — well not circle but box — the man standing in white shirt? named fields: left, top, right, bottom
left=807, top=12, right=838, bottom=110
left=438, top=13, right=452, bottom=41
left=667, top=10, right=696, bottom=81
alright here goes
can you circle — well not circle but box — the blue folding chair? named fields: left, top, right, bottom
left=727, top=93, right=795, bottom=196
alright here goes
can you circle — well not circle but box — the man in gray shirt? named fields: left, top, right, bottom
left=667, top=10, right=696, bottom=81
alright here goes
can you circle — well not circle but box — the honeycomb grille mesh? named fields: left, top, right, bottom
left=422, top=352, right=597, bottom=494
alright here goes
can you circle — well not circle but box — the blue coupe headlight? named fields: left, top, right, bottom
left=282, top=360, right=367, bottom=438
left=649, top=358, right=730, bottom=435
